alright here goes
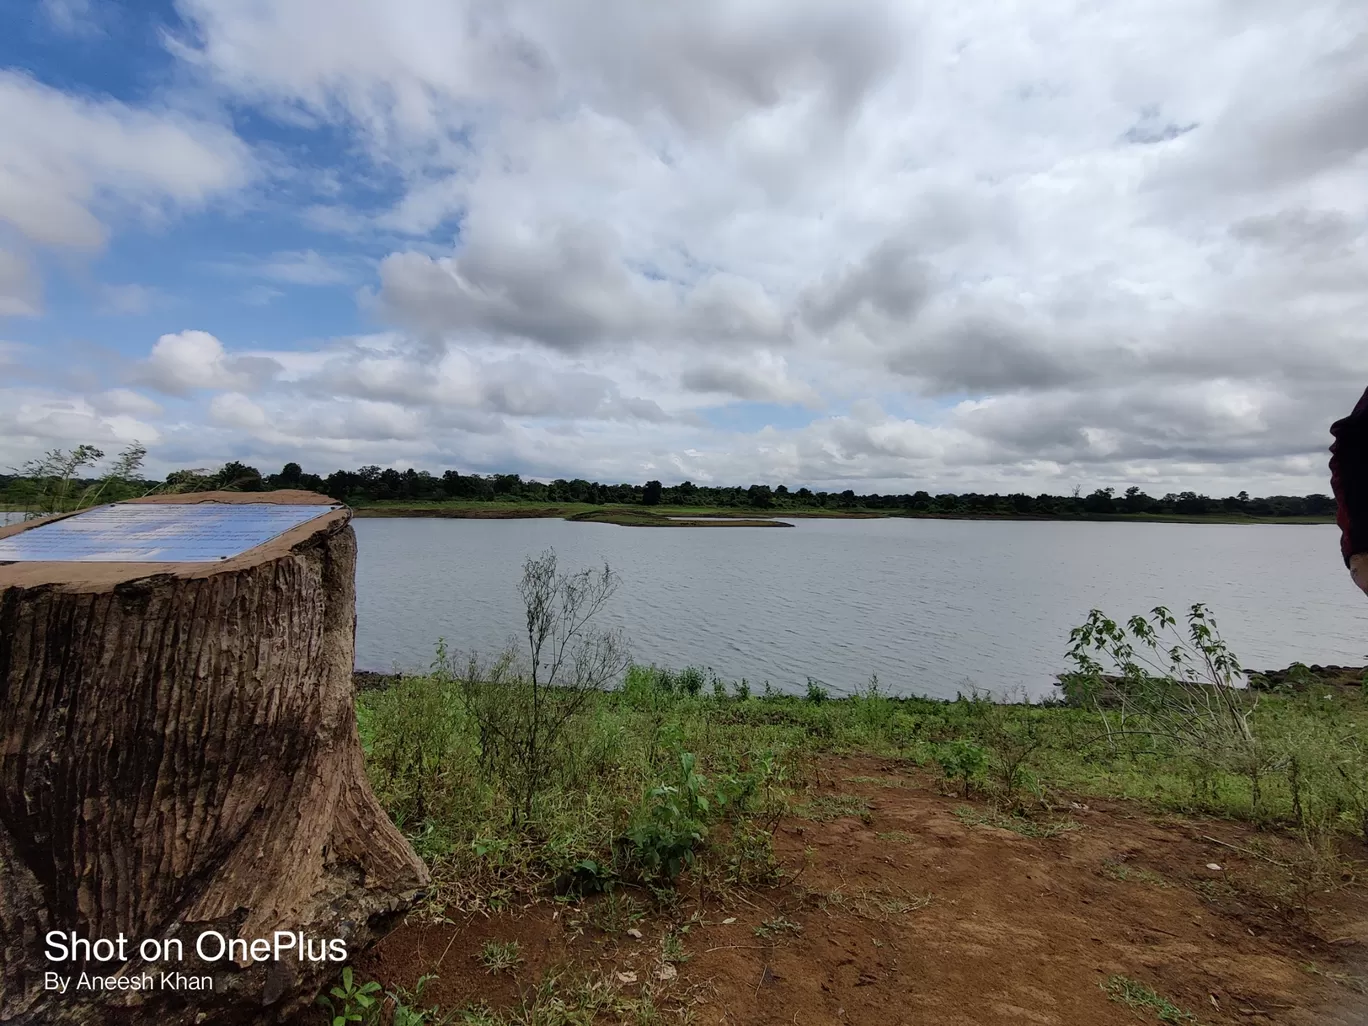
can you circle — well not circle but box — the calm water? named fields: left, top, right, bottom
left=354, top=518, right=1368, bottom=700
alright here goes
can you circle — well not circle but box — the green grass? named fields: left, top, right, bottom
left=1100, top=860, right=1170, bottom=887
left=355, top=665, right=1368, bottom=910
left=1102, top=975, right=1197, bottom=1023
left=477, top=940, right=523, bottom=975
left=954, top=805, right=1081, bottom=838
left=793, top=794, right=873, bottom=822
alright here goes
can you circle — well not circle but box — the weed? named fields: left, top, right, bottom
left=794, top=794, right=871, bottom=823
left=805, top=678, right=830, bottom=703
left=844, top=775, right=910, bottom=788
left=722, top=822, right=783, bottom=887
left=876, top=830, right=915, bottom=843
left=478, top=939, right=523, bottom=975
left=1101, top=859, right=1168, bottom=887
left=661, top=930, right=690, bottom=964
left=753, top=916, right=802, bottom=939
left=1302, top=961, right=1368, bottom=995
left=1102, top=975, right=1196, bottom=1023
left=583, top=890, right=645, bottom=934
left=626, top=750, right=713, bottom=881
left=954, top=805, right=1079, bottom=838
left=386, top=973, right=442, bottom=1026
left=819, top=888, right=932, bottom=920
left=316, top=967, right=381, bottom=1026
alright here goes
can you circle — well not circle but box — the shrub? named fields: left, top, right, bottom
left=626, top=750, right=713, bottom=881
left=444, top=550, right=628, bottom=827
left=934, top=740, right=987, bottom=797
left=678, top=666, right=706, bottom=696
left=1067, top=604, right=1279, bottom=818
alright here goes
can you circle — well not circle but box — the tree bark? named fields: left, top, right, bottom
left=0, top=492, right=429, bottom=1024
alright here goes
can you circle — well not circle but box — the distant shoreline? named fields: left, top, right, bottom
left=1, top=502, right=1335, bottom=527
left=347, top=502, right=1334, bottom=527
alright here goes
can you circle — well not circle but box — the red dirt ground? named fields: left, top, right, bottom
left=355, top=755, right=1368, bottom=1025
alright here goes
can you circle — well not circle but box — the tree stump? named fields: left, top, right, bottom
left=0, top=492, right=429, bottom=1025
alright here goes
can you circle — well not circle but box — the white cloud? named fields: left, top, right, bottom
left=0, top=70, right=252, bottom=251
left=0, top=250, right=41, bottom=317
left=0, top=388, right=162, bottom=470
left=139, top=330, right=279, bottom=395
left=5, top=1, right=1367, bottom=494
left=680, top=352, right=821, bottom=407
left=96, top=283, right=160, bottom=316
left=225, top=249, right=354, bottom=285
left=91, top=388, right=164, bottom=418
left=241, top=285, right=284, bottom=306
left=41, top=0, right=102, bottom=37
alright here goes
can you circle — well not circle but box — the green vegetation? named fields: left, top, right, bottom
left=335, top=553, right=1368, bottom=1023
left=358, top=624, right=1368, bottom=914
left=3, top=443, right=149, bottom=518
left=317, top=966, right=382, bottom=1026
left=2, top=447, right=1337, bottom=523
left=477, top=940, right=523, bottom=976
left=1102, top=975, right=1197, bottom=1023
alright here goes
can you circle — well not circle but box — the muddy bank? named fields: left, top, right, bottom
left=349, top=753, right=1368, bottom=1026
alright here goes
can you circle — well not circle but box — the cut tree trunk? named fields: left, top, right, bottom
left=0, top=492, right=429, bottom=1025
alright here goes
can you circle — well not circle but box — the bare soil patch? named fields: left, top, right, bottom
left=354, top=755, right=1368, bottom=1024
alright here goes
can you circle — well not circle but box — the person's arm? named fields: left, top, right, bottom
left=1329, top=385, right=1368, bottom=595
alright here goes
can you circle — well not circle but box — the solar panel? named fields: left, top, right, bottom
left=0, top=503, right=340, bottom=563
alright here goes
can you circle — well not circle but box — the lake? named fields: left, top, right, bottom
left=353, top=517, right=1368, bottom=700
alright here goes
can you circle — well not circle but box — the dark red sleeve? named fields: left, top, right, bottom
left=1330, top=386, right=1368, bottom=567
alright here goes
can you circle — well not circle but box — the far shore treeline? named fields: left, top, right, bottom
left=0, top=456, right=1338, bottom=520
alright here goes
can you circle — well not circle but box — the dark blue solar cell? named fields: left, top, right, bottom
left=0, top=503, right=339, bottom=563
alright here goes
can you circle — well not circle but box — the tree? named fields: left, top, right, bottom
left=1083, top=487, right=1116, bottom=514
left=215, top=461, right=263, bottom=491
left=18, top=443, right=148, bottom=518
left=642, top=479, right=663, bottom=505
left=747, top=484, right=774, bottom=509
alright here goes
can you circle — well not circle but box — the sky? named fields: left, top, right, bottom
left=1, top=0, right=1366, bottom=495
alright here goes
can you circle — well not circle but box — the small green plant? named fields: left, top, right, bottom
left=677, top=666, right=705, bottom=697
left=478, top=939, right=523, bottom=975
left=387, top=973, right=440, bottom=1026
left=723, top=822, right=783, bottom=886
left=733, top=678, right=751, bottom=700
left=584, top=889, right=645, bottom=934
left=805, top=678, right=829, bottom=703
left=626, top=750, right=714, bottom=881
left=1100, top=859, right=1168, bottom=887
left=1102, top=975, right=1196, bottom=1023
left=753, top=916, right=801, bottom=938
left=317, top=967, right=381, bottom=1026
left=934, top=740, right=987, bottom=797
left=661, top=930, right=690, bottom=964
